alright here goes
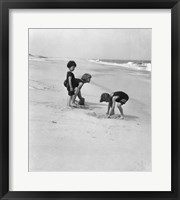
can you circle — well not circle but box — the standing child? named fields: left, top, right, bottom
left=100, top=91, right=129, bottom=119
left=65, top=60, right=77, bottom=107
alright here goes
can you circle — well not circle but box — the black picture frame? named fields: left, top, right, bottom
left=0, top=0, right=179, bottom=199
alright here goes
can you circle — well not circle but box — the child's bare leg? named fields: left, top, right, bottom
left=70, top=95, right=78, bottom=107
left=117, top=103, right=124, bottom=119
left=71, top=88, right=78, bottom=104
left=68, top=96, right=72, bottom=107
left=110, top=102, right=115, bottom=115
left=110, top=108, right=115, bottom=115
left=71, top=94, right=76, bottom=104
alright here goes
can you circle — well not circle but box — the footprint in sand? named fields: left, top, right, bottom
left=51, top=120, right=57, bottom=124
left=87, top=112, right=106, bottom=119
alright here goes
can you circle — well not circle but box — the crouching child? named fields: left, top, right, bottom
left=100, top=91, right=129, bottom=119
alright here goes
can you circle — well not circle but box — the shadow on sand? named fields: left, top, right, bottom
left=86, top=102, right=106, bottom=109
left=72, top=103, right=103, bottom=110
left=124, top=115, right=139, bottom=121
left=86, top=113, right=139, bottom=121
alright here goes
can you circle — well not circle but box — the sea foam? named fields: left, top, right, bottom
left=89, top=59, right=151, bottom=72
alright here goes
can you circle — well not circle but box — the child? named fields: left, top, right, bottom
left=65, top=60, right=77, bottom=107
left=74, top=73, right=92, bottom=105
left=100, top=91, right=129, bottom=119
left=64, top=71, right=92, bottom=106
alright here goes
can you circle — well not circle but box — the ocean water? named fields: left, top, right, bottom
left=89, top=59, right=151, bottom=72
left=29, top=54, right=151, bottom=72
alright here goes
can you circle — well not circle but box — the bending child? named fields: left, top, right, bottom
left=100, top=91, right=129, bottom=119
left=73, top=73, right=92, bottom=105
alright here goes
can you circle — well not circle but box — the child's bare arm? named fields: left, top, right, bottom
left=77, top=90, right=82, bottom=99
left=107, top=96, right=117, bottom=117
left=74, top=82, right=83, bottom=98
left=68, top=76, right=73, bottom=91
left=75, top=82, right=83, bottom=95
left=106, top=102, right=111, bottom=115
left=72, top=82, right=83, bottom=104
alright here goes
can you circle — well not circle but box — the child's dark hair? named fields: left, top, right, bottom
left=100, top=93, right=111, bottom=102
left=67, top=60, right=76, bottom=68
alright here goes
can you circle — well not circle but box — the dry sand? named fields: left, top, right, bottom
left=29, top=58, right=151, bottom=171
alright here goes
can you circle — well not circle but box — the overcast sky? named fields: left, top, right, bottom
left=29, top=29, right=151, bottom=60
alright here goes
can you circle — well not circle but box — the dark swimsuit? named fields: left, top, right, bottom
left=65, top=71, right=76, bottom=96
left=111, top=91, right=129, bottom=105
left=64, top=74, right=84, bottom=96
left=73, top=78, right=84, bottom=88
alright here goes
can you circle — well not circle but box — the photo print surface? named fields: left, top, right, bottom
left=29, top=29, right=152, bottom=172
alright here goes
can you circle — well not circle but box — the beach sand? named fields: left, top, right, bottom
left=29, top=58, right=151, bottom=171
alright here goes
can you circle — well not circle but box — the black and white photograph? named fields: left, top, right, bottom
left=29, top=29, right=152, bottom=172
